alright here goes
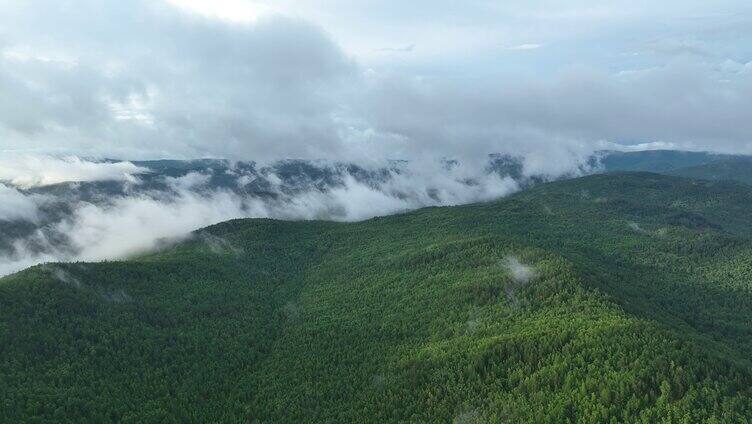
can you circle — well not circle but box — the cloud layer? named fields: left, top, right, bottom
left=0, top=184, right=41, bottom=222
left=0, top=154, right=148, bottom=188
left=1, top=1, right=752, bottom=165
left=0, top=155, right=528, bottom=276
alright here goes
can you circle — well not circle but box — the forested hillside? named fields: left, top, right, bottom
left=667, top=157, right=752, bottom=186
left=3, top=172, right=752, bottom=422
left=597, top=150, right=736, bottom=173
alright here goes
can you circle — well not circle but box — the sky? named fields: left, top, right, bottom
left=1, top=0, right=752, bottom=164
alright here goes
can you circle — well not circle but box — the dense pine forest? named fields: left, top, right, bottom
left=3, top=172, right=752, bottom=422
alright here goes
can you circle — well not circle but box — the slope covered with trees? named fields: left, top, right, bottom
left=597, top=150, right=738, bottom=173
left=3, top=172, right=752, bottom=422
left=667, top=157, right=752, bottom=186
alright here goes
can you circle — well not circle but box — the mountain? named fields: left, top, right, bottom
left=597, top=151, right=752, bottom=186
left=597, top=150, right=739, bottom=173
left=3, top=172, right=752, bottom=422
left=667, top=157, right=752, bottom=186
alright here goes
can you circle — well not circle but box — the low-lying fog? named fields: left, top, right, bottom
left=0, top=153, right=593, bottom=276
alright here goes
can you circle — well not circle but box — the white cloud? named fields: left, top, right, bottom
left=0, top=154, right=148, bottom=188
left=507, top=43, right=543, bottom=50
left=166, top=172, right=212, bottom=191
left=1, top=0, right=751, bottom=163
left=164, top=0, right=273, bottom=23
left=598, top=140, right=679, bottom=152
left=0, top=184, right=41, bottom=221
left=502, top=256, right=536, bottom=283
left=0, top=155, right=526, bottom=276
left=57, top=190, right=250, bottom=261
left=0, top=251, right=57, bottom=278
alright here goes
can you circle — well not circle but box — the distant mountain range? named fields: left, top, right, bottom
left=596, top=149, right=740, bottom=173
left=1, top=149, right=751, bottom=274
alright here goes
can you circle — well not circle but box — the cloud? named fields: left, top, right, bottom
left=1, top=0, right=752, bottom=165
left=627, top=222, right=648, bottom=234
left=278, top=165, right=520, bottom=220
left=376, top=44, right=415, bottom=53
left=57, top=189, right=250, bottom=261
left=0, top=1, right=357, bottom=160
left=0, top=184, right=41, bottom=222
left=0, top=252, right=56, bottom=279
left=0, top=185, right=255, bottom=276
left=598, top=140, right=679, bottom=152
left=502, top=256, right=536, bottom=283
left=506, top=43, right=543, bottom=50
left=0, top=154, right=148, bottom=188
left=164, top=0, right=273, bottom=23
left=0, top=155, right=526, bottom=276
left=357, top=59, right=752, bottom=164
left=645, top=39, right=711, bottom=58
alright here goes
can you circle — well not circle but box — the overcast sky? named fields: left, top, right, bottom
left=1, top=0, right=751, bottom=163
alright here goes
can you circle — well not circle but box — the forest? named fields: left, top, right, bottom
left=3, top=171, right=752, bottom=422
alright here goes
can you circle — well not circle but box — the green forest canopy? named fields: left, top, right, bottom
left=3, top=172, right=752, bottom=422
